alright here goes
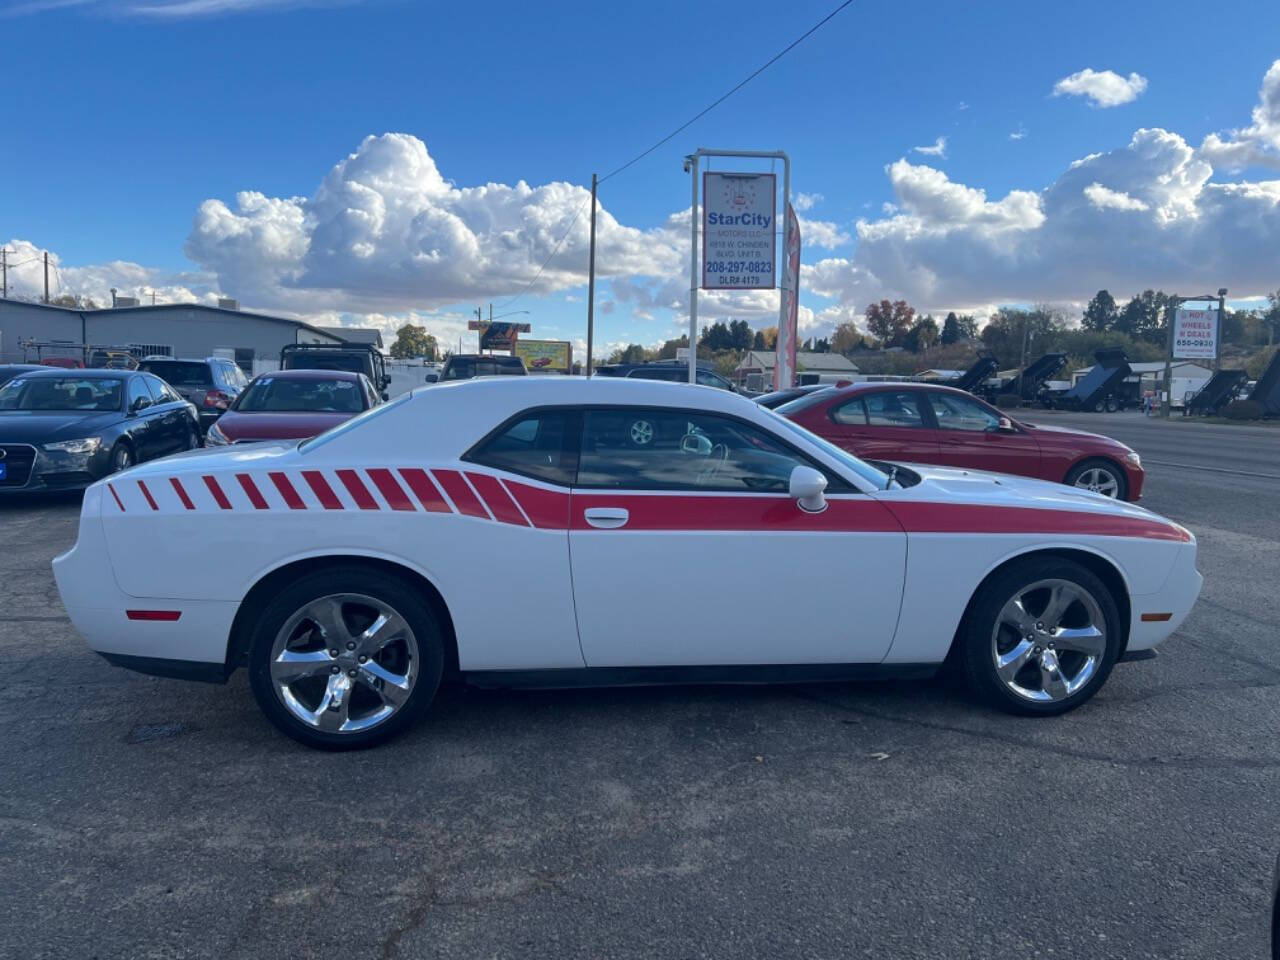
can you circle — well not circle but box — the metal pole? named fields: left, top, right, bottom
left=586, top=173, right=598, bottom=377
left=43, top=251, right=49, bottom=304
left=1216, top=288, right=1227, bottom=373
left=688, top=156, right=699, bottom=384
left=1162, top=295, right=1178, bottom=419
left=1018, top=317, right=1030, bottom=396
left=777, top=153, right=792, bottom=389
left=1, top=248, right=7, bottom=299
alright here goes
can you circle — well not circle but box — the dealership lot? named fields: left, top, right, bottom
left=1, top=413, right=1278, bottom=959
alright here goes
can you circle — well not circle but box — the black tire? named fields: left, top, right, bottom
left=247, top=566, right=444, bottom=750
left=1064, top=457, right=1128, bottom=500
left=1092, top=400, right=1105, bottom=413
left=958, top=556, right=1122, bottom=716
left=109, top=441, right=134, bottom=473
left=1105, top=397, right=1119, bottom=413
left=185, top=424, right=200, bottom=450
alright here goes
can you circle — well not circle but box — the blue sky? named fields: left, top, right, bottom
left=3, top=0, right=1279, bottom=353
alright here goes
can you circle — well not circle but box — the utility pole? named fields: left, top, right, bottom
left=1017, top=315, right=1031, bottom=397
left=1, top=248, right=7, bottom=299
left=1216, top=287, right=1227, bottom=373
left=586, top=172, right=598, bottom=377
left=43, top=251, right=50, bottom=304
left=1162, top=295, right=1178, bottom=419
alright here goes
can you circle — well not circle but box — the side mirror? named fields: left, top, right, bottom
left=424, top=373, right=439, bottom=383
left=680, top=433, right=713, bottom=456
left=996, top=416, right=1017, bottom=433
left=789, top=465, right=828, bottom=513
left=381, top=391, right=390, bottom=401
left=129, top=397, right=149, bottom=414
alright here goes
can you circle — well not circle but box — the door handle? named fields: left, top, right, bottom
left=583, top=507, right=629, bottom=529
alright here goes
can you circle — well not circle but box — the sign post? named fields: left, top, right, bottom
left=685, top=149, right=791, bottom=385
left=1161, top=291, right=1224, bottom=418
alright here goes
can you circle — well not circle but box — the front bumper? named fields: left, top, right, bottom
left=1125, top=540, right=1202, bottom=652
left=0, top=444, right=112, bottom=493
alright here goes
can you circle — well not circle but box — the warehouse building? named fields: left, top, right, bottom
left=0, top=298, right=348, bottom=373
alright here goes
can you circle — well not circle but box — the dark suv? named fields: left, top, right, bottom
left=137, top=357, right=248, bottom=435
left=439, top=354, right=527, bottom=381
left=280, top=343, right=391, bottom=398
left=593, top=361, right=738, bottom=392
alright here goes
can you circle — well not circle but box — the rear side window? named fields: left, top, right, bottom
left=629, top=368, right=682, bottom=382
left=864, top=391, right=926, bottom=428
left=832, top=398, right=867, bottom=425
left=467, top=410, right=577, bottom=485
left=140, top=361, right=212, bottom=387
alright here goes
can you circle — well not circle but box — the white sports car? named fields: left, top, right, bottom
left=53, top=377, right=1202, bottom=749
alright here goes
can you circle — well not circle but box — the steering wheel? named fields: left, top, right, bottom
left=696, top=443, right=729, bottom=485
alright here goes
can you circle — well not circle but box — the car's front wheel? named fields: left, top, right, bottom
left=1065, top=458, right=1127, bottom=499
left=247, top=567, right=444, bottom=749
left=958, top=557, right=1121, bottom=716
left=109, top=441, right=134, bottom=473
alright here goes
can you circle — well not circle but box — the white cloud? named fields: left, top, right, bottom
left=792, top=192, right=823, bottom=212
left=1199, top=59, right=1280, bottom=170
left=912, top=136, right=947, bottom=157
left=1082, top=182, right=1149, bottom=212
left=1052, top=68, right=1148, bottom=108
left=1009, top=126, right=1027, bottom=141
left=185, top=133, right=682, bottom=314
left=796, top=217, right=850, bottom=249
left=956, top=101, right=970, bottom=112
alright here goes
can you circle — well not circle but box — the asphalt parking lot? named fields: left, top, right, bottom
left=2, top=412, right=1278, bottom=960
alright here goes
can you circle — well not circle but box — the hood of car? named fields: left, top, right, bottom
left=1021, top=421, right=1130, bottom=451
left=216, top=410, right=355, bottom=441
left=897, top=463, right=1157, bottom=518
left=0, top=411, right=123, bottom=443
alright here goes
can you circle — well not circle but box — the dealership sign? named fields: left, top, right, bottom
left=1173, top=308, right=1218, bottom=359
left=702, top=172, right=776, bottom=290
left=514, top=339, right=571, bottom=373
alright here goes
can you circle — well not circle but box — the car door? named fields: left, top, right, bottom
left=142, top=375, right=186, bottom=454
left=124, top=376, right=158, bottom=459
left=923, top=391, right=1041, bottom=478
left=567, top=405, right=907, bottom=667
left=824, top=390, right=940, bottom=466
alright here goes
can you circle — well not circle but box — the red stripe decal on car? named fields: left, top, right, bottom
left=169, top=477, right=195, bottom=510
left=397, top=469, right=451, bottom=513
left=883, top=502, right=1190, bottom=542
left=504, top=480, right=571, bottom=530
left=336, top=469, right=379, bottom=510
left=302, top=470, right=343, bottom=510
left=237, top=473, right=269, bottom=510
left=431, top=469, right=489, bottom=518
left=466, top=472, right=529, bottom=526
left=367, top=468, right=414, bottom=511
left=107, top=483, right=126, bottom=512
left=137, top=479, right=159, bottom=511
left=569, top=494, right=903, bottom=533
left=203, top=475, right=232, bottom=510
left=270, top=471, right=306, bottom=510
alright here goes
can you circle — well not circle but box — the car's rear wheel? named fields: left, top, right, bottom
left=247, top=567, right=444, bottom=750
left=1065, top=458, right=1127, bottom=499
left=959, top=557, right=1121, bottom=716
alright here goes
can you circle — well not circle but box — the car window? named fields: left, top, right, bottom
left=832, top=397, right=868, bottom=425
left=127, top=377, right=152, bottom=411
left=216, top=360, right=247, bottom=388
left=695, top=370, right=732, bottom=389
left=442, top=358, right=475, bottom=380
left=578, top=408, right=814, bottom=492
left=144, top=375, right=178, bottom=404
left=0, top=376, right=124, bottom=412
left=928, top=392, right=1001, bottom=432
left=139, top=361, right=212, bottom=387
left=629, top=368, right=683, bottom=382
left=863, top=391, right=926, bottom=428
left=467, top=409, right=576, bottom=485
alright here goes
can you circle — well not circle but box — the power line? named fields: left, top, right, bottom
left=493, top=196, right=591, bottom=308
left=597, top=0, right=855, bottom=185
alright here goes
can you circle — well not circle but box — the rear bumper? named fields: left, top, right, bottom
left=99, top=652, right=231, bottom=683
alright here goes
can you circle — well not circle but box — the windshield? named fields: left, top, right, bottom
left=0, top=376, right=123, bottom=412
left=775, top=388, right=837, bottom=416
left=139, top=361, right=211, bottom=386
left=234, top=375, right=367, bottom=413
left=759, top=405, right=890, bottom=490
left=299, top=390, right=412, bottom=452
left=288, top=354, right=368, bottom=375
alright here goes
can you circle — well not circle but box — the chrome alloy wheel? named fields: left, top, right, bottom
left=1072, top=466, right=1120, bottom=498
left=269, top=593, right=418, bottom=734
left=991, top=579, right=1107, bottom=703
left=629, top=419, right=655, bottom=446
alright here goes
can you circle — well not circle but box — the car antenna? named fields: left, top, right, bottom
left=885, top=464, right=899, bottom=490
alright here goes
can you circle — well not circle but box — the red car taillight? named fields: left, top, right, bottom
left=203, top=389, right=233, bottom=410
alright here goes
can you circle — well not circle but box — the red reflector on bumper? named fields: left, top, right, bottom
left=126, top=610, right=182, bottom=622
left=1140, top=612, right=1173, bottom=622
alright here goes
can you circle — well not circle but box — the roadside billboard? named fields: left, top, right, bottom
left=702, top=172, right=776, bottom=290
left=1173, top=308, right=1218, bottom=360
left=515, top=339, right=572, bottom=373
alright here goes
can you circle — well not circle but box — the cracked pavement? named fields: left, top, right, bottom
left=1, top=411, right=1277, bottom=959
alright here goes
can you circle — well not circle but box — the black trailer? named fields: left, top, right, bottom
left=1186, top=369, right=1248, bottom=416
left=995, top=352, right=1068, bottom=403
left=1054, top=349, right=1131, bottom=412
left=1252, top=349, right=1280, bottom=417
left=949, top=355, right=1000, bottom=393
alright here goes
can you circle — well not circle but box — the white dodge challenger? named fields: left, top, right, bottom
left=53, top=377, right=1202, bottom=749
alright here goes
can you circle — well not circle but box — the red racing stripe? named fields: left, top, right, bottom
left=237, top=473, right=269, bottom=510
left=137, top=479, right=159, bottom=511
left=302, top=470, right=343, bottom=510
left=466, top=472, right=529, bottom=526
left=504, top=481, right=571, bottom=530
left=169, top=477, right=195, bottom=510
left=569, top=493, right=902, bottom=533
left=431, top=469, right=489, bottom=518
left=884, top=501, right=1191, bottom=543
left=269, top=471, right=306, bottom=510
left=107, top=483, right=125, bottom=512
left=203, top=475, right=232, bottom=510
left=397, top=469, right=451, bottom=513
left=367, top=468, right=414, bottom=511
left=336, top=469, right=379, bottom=510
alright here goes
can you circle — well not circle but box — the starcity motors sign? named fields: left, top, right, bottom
left=1173, top=307, right=1218, bottom=360
left=702, top=172, right=776, bottom=290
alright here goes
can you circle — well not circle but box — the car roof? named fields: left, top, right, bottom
left=251, top=368, right=365, bottom=382
left=7, top=367, right=135, bottom=380
left=827, top=381, right=979, bottom=399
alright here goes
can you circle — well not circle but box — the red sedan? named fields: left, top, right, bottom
left=778, top=382, right=1144, bottom=501
left=205, top=369, right=379, bottom=446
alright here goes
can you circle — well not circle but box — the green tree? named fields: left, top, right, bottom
left=728, top=319, right=753, bottom=351
left=1115, top=290, right=1170, bottom=344
left=389, top=323, right=437, bottom=359
left=1266, top=290, right=1280, bottom=345
left=865, top=299, right=915, bottom=347
left=752, top=330, right=766, bottom=350
left=980, top=307, right=1064, bottom=366
left=831, top=321, right=870, bottom=354
left=940, top=312, right=961, bottom=345
left=656, top=334, right=689, bottom=359
left=699, top=322, right=734, bottom=351
left=904, top=315, right=939, bottom=353
left=1082, top=290, right=1117, bottom=331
